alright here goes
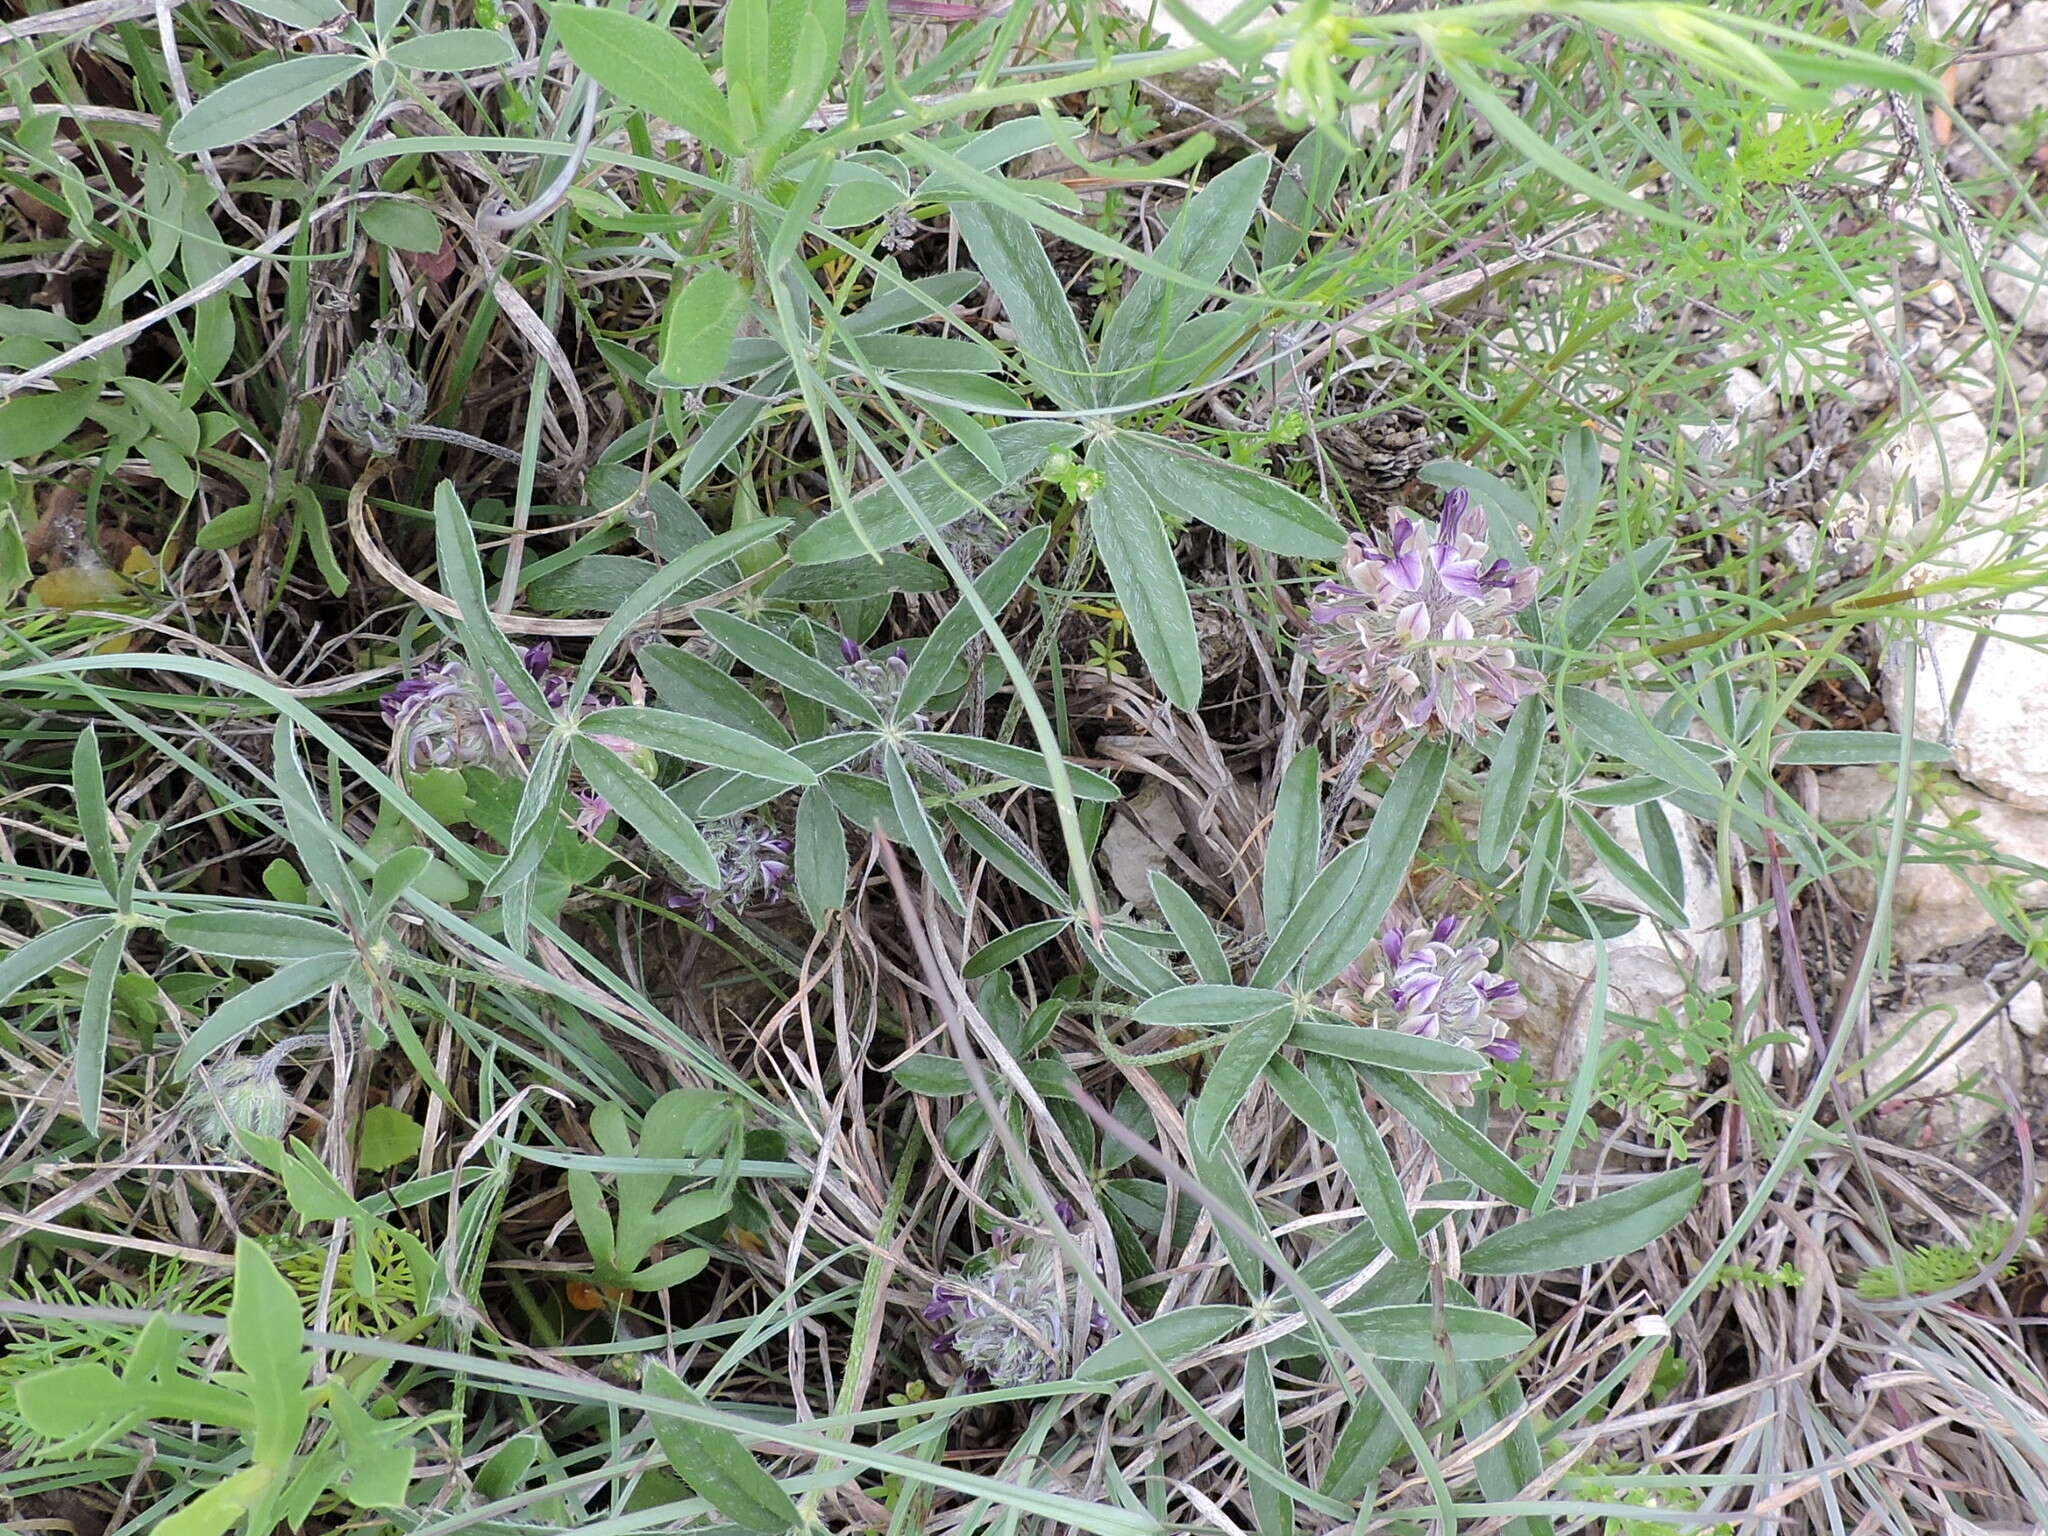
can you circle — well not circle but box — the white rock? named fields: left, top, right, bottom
left=1817, top=766, right=2048, bottom=961
left=1852, top=387, right=1990, bottom=527
left=1722, top=366, right=1777, bottom=425
left=1864, top=978, right=2031, bottom=1140
left=1987, top=231, right=2048, bottom=336
left=1881, top=496, right=2048, bottom=809
left=1984, top=3, right=2048, bottom=123
left=1781, top=521, right=1820, bottom=572
left=1511, top=802, right=1726, bottom=1077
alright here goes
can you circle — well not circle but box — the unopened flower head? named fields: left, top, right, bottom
left=186, top=1033, right=324, bottom=1151
left=1332, top=914, right=1524, bottom=1063
left=664, top=815, right=792, bottom=926
left=383, top=642, right=567, bottom=772
left=1307, top=489, right=1541, bottom=757
left=333, top=337, right=428, bottom=455
left=924, top=1217, right=1105, bottom=1389
left=837, top=637, right=923, bottom=727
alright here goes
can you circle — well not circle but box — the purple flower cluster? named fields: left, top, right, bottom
left=1333, top=915, right=1524, bottom=1063
left=923, top=1212, right=1105, bottom=1388
left=663, top=815, right=792, bottom=926
left=1307, top=489, right=1541, bottom=757
left=382, top=642, right=567, bottom=773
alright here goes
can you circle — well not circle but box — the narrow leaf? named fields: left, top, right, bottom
left=167, top=56, right=368, bottom=155
left=1462, top=1166, right=1703, bottom=1276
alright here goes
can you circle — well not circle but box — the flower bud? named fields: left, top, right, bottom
left=333, top=338, right=428, bottom=455
left=191, top=1057, right=291, bottom=1150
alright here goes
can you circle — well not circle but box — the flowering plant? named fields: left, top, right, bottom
left=1307, top=489, right=1541, bottom=758
left=382, top=642, right=566, bottom=773
left=924, top=1211, right=1105, bottom=1388
left=1329, top=914, right=1524, bottom=1063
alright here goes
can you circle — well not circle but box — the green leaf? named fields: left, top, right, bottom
left=1263, top=131, right=1348, bottom=271
left=1361, top=1066, right=1538, bottom=1208
left=75, top=933, right=122, bottom=1127
left=1254, top=740, right=1448, bottom=989
left=1078, top=1305, right=1246, bottom=1381
left=234, top=0, right=344, bottom=23
left=1445, top=1278, right=1548, bottom=1536
left=228, top=1237, right=311, bottom=1464
left=1559, top=686, right=1721, bottom=800
left=155, top=1467, right=273, bottom=1536
left=162, top=911, right=352, bottom=962
left=358, top=1104, right=424, bottom=1173
left=432, top=483, right=552, bottom=715
left=1775, top=729, right=1950, bottom=766
left=656, top=266, right=750, bottom=389
left=1305, top=1055, right=1416, bottom=1261
left=386, top=28, right=517, bottom=70
left=1462, top=1166, right=1703, bottom=1275
left=964, top=917, right=1070, bottom=977
left=0, top=386, right=93, bottom=460
left=1319, top=1361, right=1429, bottom=1500
left=167, top=55, right=369, bottom=154
left=1243, top=1343, right=1296, bottom=1536
left=70, top=726, right=115, bottom=889
left=1570, top=804, right=1687, bottom=931
left=1298, top=740, right=1447, bottom=987
left=1088, top=441, right=1201, bottom=711
left=883, top=744, right=964, bottom=914
left=794, top=785, right=848, bottom=924
left=1187, top=1007, right=1293, bottom=1152
left=638, top=642, right=792, bottom=744
left=1098, top=154, right=1270, bottom=399
left=570, top=737, right=719, bottom=887
left=1288, top=1019, right=1484, bottom=1074
left=545, top=2, right=737, bottom=155
left=896, top=525, right=1051, bottom=717
left=696, top=610, right=880, bottom=722
left=1478, top=697, right=1546, bottom=870
left=764, top=553, right=946, bottom=603
left=1342, top=1303, right=1535, bottom=1361
left=172, top=951, right=353, bottom=1078
left=1148, top=873, right=1230, bottom=985
left=1095, top=432, right=1345, bottom=559
left=906, top=733, right=1120, bottom=801
left=582, top=706, right=817, bottom=785
left=1262, top=747, right=1319, bottom=935
left=1134, top=985, right=1293, bottom=1026
left=1560, top=536, right=1673, bottom=651
left=789, top=422, right=1080, bottom=565
left=359, top=199, right=443, bottom=253
left=197, top=502, right=263, bottom=550
left=645, top=1363, right=802, bottom=1533
left=15, top=1362, right=126, bottom=1438
left=893, top=1055, right=973, bottom=1095
left=951, top=202, right=1097, bottom=409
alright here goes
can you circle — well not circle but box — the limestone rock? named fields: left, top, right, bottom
left=1863, top=978, right=2033, bottom=1142
left=1510, top=802, right=1726, bottom=1077
left=1880, top=496, right=2048, bottom=809
left=1816, top=766, right=2048, bottom=962
left=1987, top=230, right=2048, bottom=337
left=1984, top=4, right=2048, bottom=125
left=1852, top=388, right=1989, bottom=526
